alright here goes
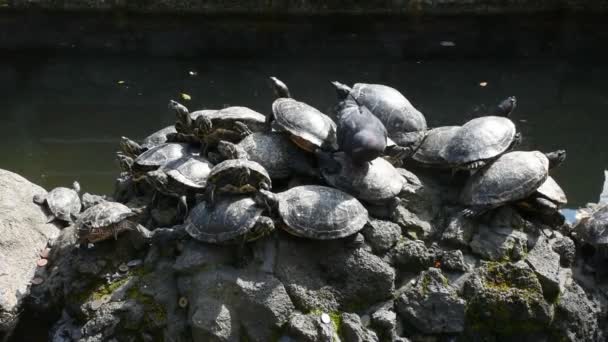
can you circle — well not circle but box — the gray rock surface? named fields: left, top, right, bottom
left=0, top=169, right=60, bottom=336
left=470, top=226, right=527, bottom=261
left=389, top=239, right=434, bottom=272
left=525, top=235, right=561, bottom=300
left=285, top=312, right=336, bottom=342
left=362, top=219, right=401, bottom=254
left=341, top=313, right=379, bottom=342
left=441, top=214, right=477, bottom=248
left=551, top=281, right=602, bottom=341
left=551, top=234, right=576, bottom=267
left=440, top=249, right=469, bottom=272
left=395, top=268, right=466, bottom=334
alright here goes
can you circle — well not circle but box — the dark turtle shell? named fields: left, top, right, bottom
left=141, top=126, right=177, bottom=150
left=184, top=196, right=264, bottom=243
left=160, top=156, right=213, bottom=189
left=238, top=132, right=312, bottom=180
left=272, top=98, right=338, bottom=152
left=320, top=154, right=405, bottom=203
left=412, top=126, right=460, bottom=167
left=208, top=159, right=271, bottom=194
left=461, top=151, right=549, bottom=207
left=132, top=143, right=196, bottom=177
left=77, top=201, right=135, bottom=229
left=44, top=185, right=81, bottom=222
left=350, top=83, right=427, bottom=145
left=535, top=176, right=567, bottom=206
left=441, top=116, right=516, bottom=167
left=271, top=185, right=368, bottom=239
left=205, top=106, right=266, bottom=131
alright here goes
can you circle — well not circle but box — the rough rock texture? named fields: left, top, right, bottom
left=0, top=169, right=60, bottom=337
left=362, top=219, right=401, bottom=255
left=285, top=312, right=336, bottom=342
left=470, top=226, right=527, bottom=261
left=525, top=235, right=562, bottom=300
left=341, top=313, right=379, bottom=342
left=389, top=239, right=434, bottom=272
left=396, top=268, right=466, bottom=334
left=551, top=281, right=602, bottom=341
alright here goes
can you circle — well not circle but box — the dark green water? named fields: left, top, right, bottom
left=1, top=54, right=606, bottom=207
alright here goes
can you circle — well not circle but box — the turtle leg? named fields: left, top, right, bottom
left=462, top=205, right=491, bottom=218
left=177, top=195, right=188, bottom=219
left=510, top=132, right=522, bottom=150
left=32, top=194, right=46, bottom=205
left=234, top=121, right=253, bottom=138
left=206, top=185, right=216, bottom=207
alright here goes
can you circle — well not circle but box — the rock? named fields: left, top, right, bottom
left=178, top=266, right=295, bottom=342
left=574, top=204, right=608, bottom=257
left=469, top=226, right=527, bottom=261
left=371, top=306, right=402, bottom=341
left=551, top=235, right=576, bottom=267
left=389, top=239, right=433, bottom=272
left=191, top=299, right=235, bottom=341
left=462, top=261, right=554, bottom=335
left=440, top=249, right=469, bottom=272
left=0, top=169, right=60, bottom=336
left=391, top=205, right=433, bottom=240
left=441, top=214, right=477, bottom=248
left=341, top=313, right=379, bottom=342
left=361, top=219, right=401, bottom=254
left=172, top=240, right=233, bottom=274
left=551, top=281, right=602, bottom=341
left=285, top=312, right=336, bottom=342
left=525, top=235, right=561, bottom=300
left=395, top=268, right=466, bottom=334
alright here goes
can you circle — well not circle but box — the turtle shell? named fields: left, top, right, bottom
left=141, top=126, right=176, bottom=150
left=272, top=98, right=338, bottom=152
left=134, top=143, right=195, bottom=170
left=46, top=187, right=81, bottom=222
left=208, top=159, right=271, bottom=194
left=412, top=126, right=460, bottom=167
left=536, top=176, right=567, bottom=206
left=159, top=156, right=213, bottom=189
left=238, top=132, right=310, bottom=179
left=205, top=106, right=266, bottom=131
left=441, top=116, right=516, bottom=166
left=184, top=196, right=263, bottom=243
left=275, top=185, right=368, bottom=239
left=321, top=154, right=405, bottom=203
left=461, top=151, right=549, bottom=207
left=189, top=109, right=218, bottom=120
left=77, top=201, right=135, bottom=229
left=351, top=83, right=427, bottom=141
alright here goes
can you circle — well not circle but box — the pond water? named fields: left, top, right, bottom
left=0, top=14, right=607, bottom=210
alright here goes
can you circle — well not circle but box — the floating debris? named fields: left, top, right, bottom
left=37, top=259, right=48, bottom=267
left=117, top=80, right=125, bottom=85
left=31, top=277, right=44, bottom=285
left=188, top=71, right=198, bottom=76
left=320, top=313, right=331, bottom=324
left=118, top=263, right=129, bottom=273
left=180, top=93, right=192, bottom=101
left=127, top=259, right=143, bottom=268
left=440, top=41, right=456, bottom=47
left=479, top=82, right=488, bottom=87
left=178, top=296, right=189, bottom=308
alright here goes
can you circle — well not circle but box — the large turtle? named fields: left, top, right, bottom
left=440, top=97, right=519, bottom=170
left=146, top=156, right=214, bottom=215
left=119, top=125, right=178, bottom=158
left=268, top=77, right=338, bottom=152
left=33, top=181, right=82, bottom=224
left=331, top=81, right=388, bottom=165
left=461, top=150, right=566, bottom=216
left=206, top=159, right=272, bottom=204
left=411, top=126, right=460, bottom=168
left=256, top=185, right=368, bottom=240
left=131, top=143, right=197, bottom=180
left=333, top=82, right=427, bottom=149
left=76, top=201, right=147, bottom=244
left=184, top=196, right=274, bottom=244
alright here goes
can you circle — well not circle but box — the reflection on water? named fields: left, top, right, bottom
left=0, top=54, right=606, bottom=207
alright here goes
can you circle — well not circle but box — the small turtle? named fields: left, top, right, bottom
left=268, top=77, right=338, bottom=152
left=33, top=181, right=82, bottom=224
left=334, top=82, right=427, bottom=148
left=76, top=201, right=146, bottom=244
left=184, top=196, right=274, bottom=244
left=146, top=156, right=214, bottom=215
left=131, top=143, right=197, bottom=180
left=230, top=133, right=316, bottom=180
left=256, top=185, right=368, bottom=239
left=331, top=81, right=388, bottom=165
left=319, top=152, right=406, bottom=205
left=515, top=175, right=568, bottom=226
left=206, top=159, right=272, bottom=203
left=411, top=126, right=460, bottom=168
left=119, top=126, right=178, bottom=158
left=168, top=100, right=218, bottom=138
left=461, top=150, right=566, bottom=216
left=440, top=97, right=520, bottom=170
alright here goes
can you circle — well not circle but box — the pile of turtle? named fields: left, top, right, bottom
left=42, top=76, right=564, bottom=247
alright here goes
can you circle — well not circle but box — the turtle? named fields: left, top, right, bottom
left=145, top=156, right=214, bottom=215
left=130, top=143, right=197, bottom=180
left=331, top=81, right=388, bottom=165
left=268, top=76, right=338, bottom=152
left=224, top=133, right=317, bottom=180
left=411, top=126, right=460, bottom=168
left=184, top=195, right=275, bottom=244
left=440, top=97, right=520, bottom=170
left=461, top=150, right=567, bottom=217
left=319, top=152, right=406, bottom=205
left=574, top=204, right=608, bottom=260
left=256, top=185, right=368, bottom=240
left=206, top=159, right=272, bottom=204
left=119, top=124, right=179, bottom=158
left=168, top=100, right=218, bottom=139
left=33, top=181, right=82, bottom=224
left=76, top=201, right=147, bottom=244
left=515, top=175, right=568, bottom=226
left=332, top=82, right=427, bottom=149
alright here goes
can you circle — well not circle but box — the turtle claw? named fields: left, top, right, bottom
left=234, top=121, right=253, bottom=138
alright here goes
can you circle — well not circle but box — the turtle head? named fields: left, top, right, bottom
left=194, top=115, right=213, bottom=136
left=120, top=136, right=143, bottom=158
left=72, top=181, right=81, bottom=193
left=269, top=77, right=291, bottom=99
left=546, top=149, right=567, bottom=169
left=169, top=100, right=189, bottom=117
left=331, top=81, right=352, bottom=101
left=170, top=100, right=192, bottom=132
left=494, top=96, right=517, bottom=117
left=248, top=216, right=276, bottom=242
left=116, top=152, right=134, bottom=173
left=217, top=140, right=248, bottom=160
left=255, top=189, right=279, bottom=214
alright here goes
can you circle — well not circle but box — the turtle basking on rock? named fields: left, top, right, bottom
left=411, top=126, right=460, bottom=168
left=33, top=181, right=82, bottom=224
left=76, top=201, right=150, bottom=245
left=461, top=150, right=566, bottom=217
left=268, top=77, right=338, bottom=153
left=130, top=143, right=197, bottom=180
left=206, top=158, right=272, bottom=204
